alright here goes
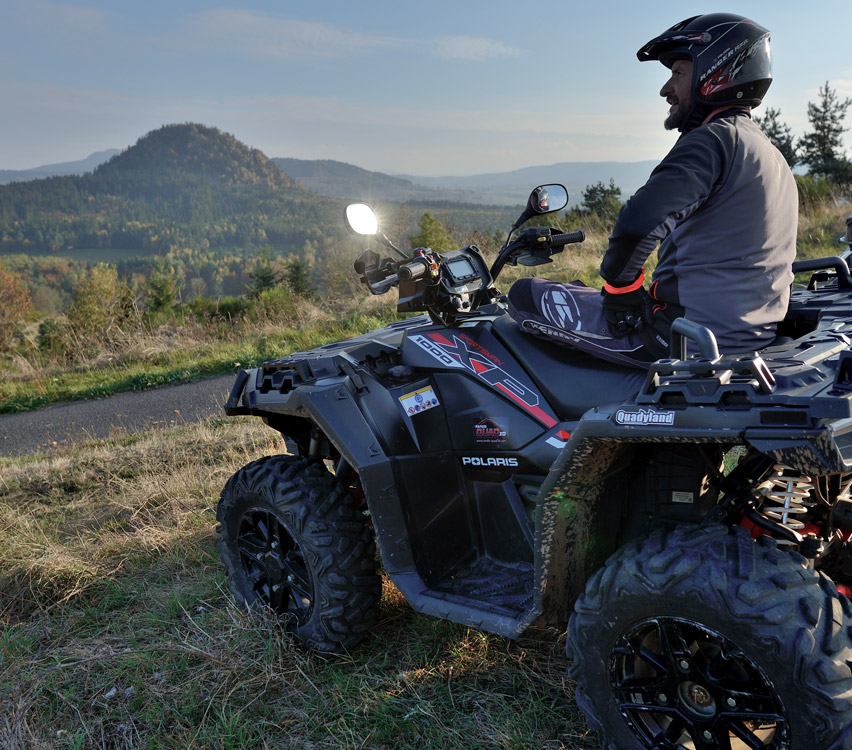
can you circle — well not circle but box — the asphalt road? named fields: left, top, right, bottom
left=0, top=374, right=237, bottom=458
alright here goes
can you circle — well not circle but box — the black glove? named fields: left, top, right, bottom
left=601, top=275, right=653, bottom=336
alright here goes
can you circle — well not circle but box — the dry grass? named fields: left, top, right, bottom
left=0, top=420, right=594, bottom=750
left=796, top=197, right=851, bottom=260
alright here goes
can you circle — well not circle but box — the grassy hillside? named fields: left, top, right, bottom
left=0, top=420, right=594, bottom=749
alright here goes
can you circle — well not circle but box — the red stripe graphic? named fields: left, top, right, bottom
left=428, top=332, right=454, bottom=346
left=495, top=383, right=558, bottom=428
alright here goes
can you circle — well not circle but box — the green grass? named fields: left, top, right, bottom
left=0, top=308, right=400, bottom=414
left=0, top=420, right=594, bottom=749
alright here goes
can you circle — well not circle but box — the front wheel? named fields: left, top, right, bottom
left=217, top=455, right=381, bottom=652
left=566, top=525, right=852, bottom=749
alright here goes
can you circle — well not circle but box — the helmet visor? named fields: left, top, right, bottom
left=637, top=16, right=712, bottom=64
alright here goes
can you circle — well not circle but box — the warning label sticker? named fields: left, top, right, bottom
left=399, top=386, right=440, bottom=416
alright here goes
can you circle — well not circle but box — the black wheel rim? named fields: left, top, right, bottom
left=609, top=617, right=788, bottom=749
left=236, top=507, right=314, bottom=624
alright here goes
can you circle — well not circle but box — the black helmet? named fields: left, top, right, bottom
left=637, top=13, right=772, bottom=124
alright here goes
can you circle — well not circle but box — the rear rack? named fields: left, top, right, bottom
left=636, top=318, right=852, bottom=419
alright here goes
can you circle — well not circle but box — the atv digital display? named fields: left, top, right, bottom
left=444, top=255, right=479, bottom=285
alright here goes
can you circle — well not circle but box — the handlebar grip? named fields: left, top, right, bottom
left=548, top=230, right=586, bottom=246
left=398, top=259, right=428, bottom=282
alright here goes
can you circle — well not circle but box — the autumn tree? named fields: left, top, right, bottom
left=0, top=266, right=32, bottom=351
left=66, top=264, right=136, bottom=353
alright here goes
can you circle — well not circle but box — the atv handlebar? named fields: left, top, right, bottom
left=350, top=186, right=584, bottom=323
left=546, top=230, right=586, bottom=247
left=398, top=259, right=429, bottom=282
left=490, top=226, right=586, bottom=278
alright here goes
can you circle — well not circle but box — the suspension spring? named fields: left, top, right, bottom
left=756, top=463, right=815, bottom=533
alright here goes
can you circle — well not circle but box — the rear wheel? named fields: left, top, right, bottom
left=566, top=524, right=852, bottom=749
left=217, top=455, right=381, bottom=652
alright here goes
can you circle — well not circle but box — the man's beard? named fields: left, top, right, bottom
left=664, top=103, right=689, bottom=131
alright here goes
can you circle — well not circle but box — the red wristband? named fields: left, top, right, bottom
left=603, top=269, right=645, bottom=295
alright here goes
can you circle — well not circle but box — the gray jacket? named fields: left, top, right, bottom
left=600, top=108, right=798, bottom=353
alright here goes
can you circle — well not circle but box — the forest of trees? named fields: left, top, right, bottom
left=0, top=124, right=332, bottom=256
left=0, top=123, right=517, bottom=258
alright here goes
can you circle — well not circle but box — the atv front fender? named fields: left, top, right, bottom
left=225, top=366, right=416, bottom=572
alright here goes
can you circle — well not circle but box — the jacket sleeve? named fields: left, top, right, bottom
left=600, top=127, right=727, bottom=287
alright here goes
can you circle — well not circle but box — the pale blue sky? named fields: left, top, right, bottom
left=0, top=1, right=849, bottom=175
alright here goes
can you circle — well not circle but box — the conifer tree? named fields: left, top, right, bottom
left=799, top=82, right=852, bottom=184
left=754, top=107, right=798, bottom=167
left=247, top=247, right=281, bottom=298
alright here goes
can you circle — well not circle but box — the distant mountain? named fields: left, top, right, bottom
left=2, top=143, right=659, bottom=206
left=0, top=125, right=519, bottom=258
left=0, top=149, right=120, bottom=184
left=0, top=124, right=322, bottom=255
left=100, top=125, right=294, bottom=189
left=274, top=157, right=658, bottom=206
left=0, top=124, right=656, bottom=260
left=397, top=161, right=659, bottom=205
left=273, top=158, right=484, bottom=204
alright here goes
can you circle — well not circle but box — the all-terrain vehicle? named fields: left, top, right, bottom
left=217, top=186, right=852, bottom=749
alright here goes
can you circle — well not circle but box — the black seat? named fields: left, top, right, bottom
left=491, top=314, right=646, bottom=419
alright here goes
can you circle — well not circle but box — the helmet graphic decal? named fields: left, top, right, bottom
left=669, top=32, right=711, bottom=45
left=541, top=287, right=582, bottom=331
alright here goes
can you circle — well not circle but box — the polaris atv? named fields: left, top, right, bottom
left=217, top=186, right=852, bottom=749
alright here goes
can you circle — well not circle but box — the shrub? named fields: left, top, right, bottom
left=37, top=318, right=66, bottom=357
left=796, top=174, right=835, bottom=209
left=66, top=264, right=137, bottom=356
left=245, top=285, right=297, bottom=324
left=188, top=294, right=250, bottom=320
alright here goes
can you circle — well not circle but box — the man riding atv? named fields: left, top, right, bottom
left=509, top=13, right=798, bottom=367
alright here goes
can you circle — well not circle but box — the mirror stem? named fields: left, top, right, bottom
left=378, top=233, right=408, bottom=259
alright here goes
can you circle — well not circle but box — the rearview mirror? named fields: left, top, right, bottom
left=345, top=203, right=379, bottom=236
left=508, top=184, right=570, bottom=234
left=529, top=184, right=568, bottom=215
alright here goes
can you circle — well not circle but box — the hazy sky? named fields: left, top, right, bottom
left=1, top=1, right=850, bottom=175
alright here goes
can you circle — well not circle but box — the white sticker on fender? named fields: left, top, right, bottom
left=399, top=386, right=440, bottom=416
